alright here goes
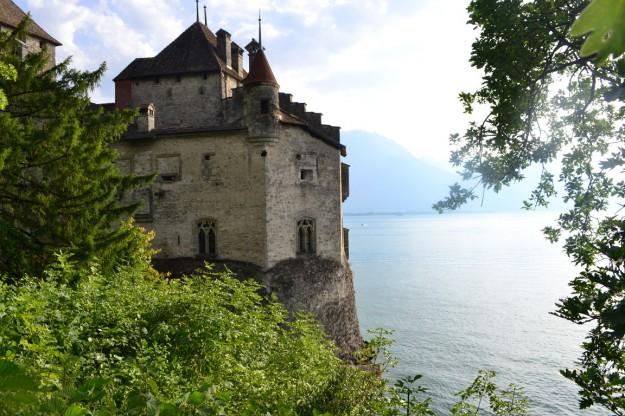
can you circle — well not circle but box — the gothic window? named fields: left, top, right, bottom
left=198, top=219, right=217, bottom=256
left=297, top=219, right=316, bottom=254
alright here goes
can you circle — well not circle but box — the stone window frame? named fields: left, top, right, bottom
left=296, top=218, right=316, bottom=255
left=201, top=152, right=217, bottom=181
left=296, top=153, right=318, bottom=185
left=197, top=218, right=218, bottom=258
left=133, top=188, right=153, bottom=223
left=156, top=153, right=182, bottom=183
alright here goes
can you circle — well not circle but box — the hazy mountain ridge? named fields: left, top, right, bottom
left=342, top=131, right=546, bottom=214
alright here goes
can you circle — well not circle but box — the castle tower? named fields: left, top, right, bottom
left=243, top=45, right=280, bottom=143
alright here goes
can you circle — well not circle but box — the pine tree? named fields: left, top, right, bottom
left=0, top=19, right=150, bottom=280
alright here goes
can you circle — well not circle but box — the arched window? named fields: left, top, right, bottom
left=198, top=219, right=217, bottom=256
left=297, top=219, right=316, bottom=254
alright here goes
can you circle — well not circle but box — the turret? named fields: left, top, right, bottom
left=243, top=47, right=280, bottom=143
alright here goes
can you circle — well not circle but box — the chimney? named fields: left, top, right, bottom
left=245, top=39, right=261, bottom=68
left=137, top=104, right=155, bottom=132
left=231, top=43, right=244, bottom=76
left=216, top=29, right=232, bottom=68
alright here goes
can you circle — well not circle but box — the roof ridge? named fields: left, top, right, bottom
left=114, top=22, right=245, bottom=81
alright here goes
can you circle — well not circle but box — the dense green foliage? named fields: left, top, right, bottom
left=0, top=249, right=531, bottom=415
left=0, top=249, right=434, bottom=416
left=435, top=0, right=625, bottom=413
left=0, top=20, right=149, bottom=279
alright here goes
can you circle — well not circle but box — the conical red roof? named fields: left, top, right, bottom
left=244, top=49, right=278, bottom=87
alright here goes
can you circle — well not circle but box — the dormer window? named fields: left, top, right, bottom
left=260, top=99, right=270, bottom=114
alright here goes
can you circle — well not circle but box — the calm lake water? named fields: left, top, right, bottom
left=346, top=212, right=609, bottom=416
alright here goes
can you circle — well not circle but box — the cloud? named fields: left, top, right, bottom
left=15, top=0, right=479, bottom=163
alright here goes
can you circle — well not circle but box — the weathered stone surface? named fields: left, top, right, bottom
left=261, top=257, right=363, bottom=355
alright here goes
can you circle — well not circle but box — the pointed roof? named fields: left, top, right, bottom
left=243, top=49, right=278, bottom=87
left=114, top=22, right=243, bottom=81
left=0, top=0, right=61, bottom=45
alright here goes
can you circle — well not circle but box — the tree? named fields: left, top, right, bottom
left=0, top=19, right=148, bottom=280
left=434, top=0, right=625, bottom=413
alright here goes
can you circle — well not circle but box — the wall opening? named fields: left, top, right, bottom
left=260, top=99, right=270, bottom=114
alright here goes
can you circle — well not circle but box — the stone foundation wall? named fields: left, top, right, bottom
left=259, top=257, right=362, bottom=355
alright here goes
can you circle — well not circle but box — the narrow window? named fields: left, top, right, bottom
left=176, top=75, right=182, bottom=82
left=297, top=219, right=316, bottom=254
left=198, top=219, right=217, bottom=257
left=154, top=77, right=160, bottom=84
left=260, top=99, right=270, bottom=114
left=39, top=40, right=45, bottom=49
left=199, top=86, right=205, bottom=95
left=202, top=153, right=215, bottom=180
left=166, top=88, right=173, bottom=98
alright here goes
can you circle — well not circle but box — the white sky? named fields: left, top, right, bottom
left=16, top=0, right=483, bottom=164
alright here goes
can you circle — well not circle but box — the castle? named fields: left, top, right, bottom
left=1, top=1, right=362, bottom=353
left=112, top=20, right=350, bottom=271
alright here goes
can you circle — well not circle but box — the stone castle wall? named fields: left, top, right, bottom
left=114, top=131, right=268, bottom=266
left=264, top=125, right=343, bottom=266
left=113, top=125, right=344, bottom=270
left=127, top=73, right=242, bottom=129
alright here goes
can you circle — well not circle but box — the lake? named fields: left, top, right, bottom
left=346, top=212, right=609, bottom=415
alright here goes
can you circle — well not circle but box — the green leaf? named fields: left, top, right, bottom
left=570, top=0, right=625, bottom=62
left=64, top=404, right=87, bottom=416
left=187, top=391, right=205, bottom=406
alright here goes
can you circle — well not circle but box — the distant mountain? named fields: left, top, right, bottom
left=342, top=131, right=546, bottom=214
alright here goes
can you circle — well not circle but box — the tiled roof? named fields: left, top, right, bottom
left=243, top=49, right=277, bottom=87
left=0, top=0, right=61, bottom=45
left=114, top=22, right=243, bottom=81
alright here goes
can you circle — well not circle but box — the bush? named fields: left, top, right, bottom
left=0, top=251, right=398, bottom=415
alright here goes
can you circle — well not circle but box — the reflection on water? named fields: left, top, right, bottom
left=346, top=212, right=608, bottom=416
